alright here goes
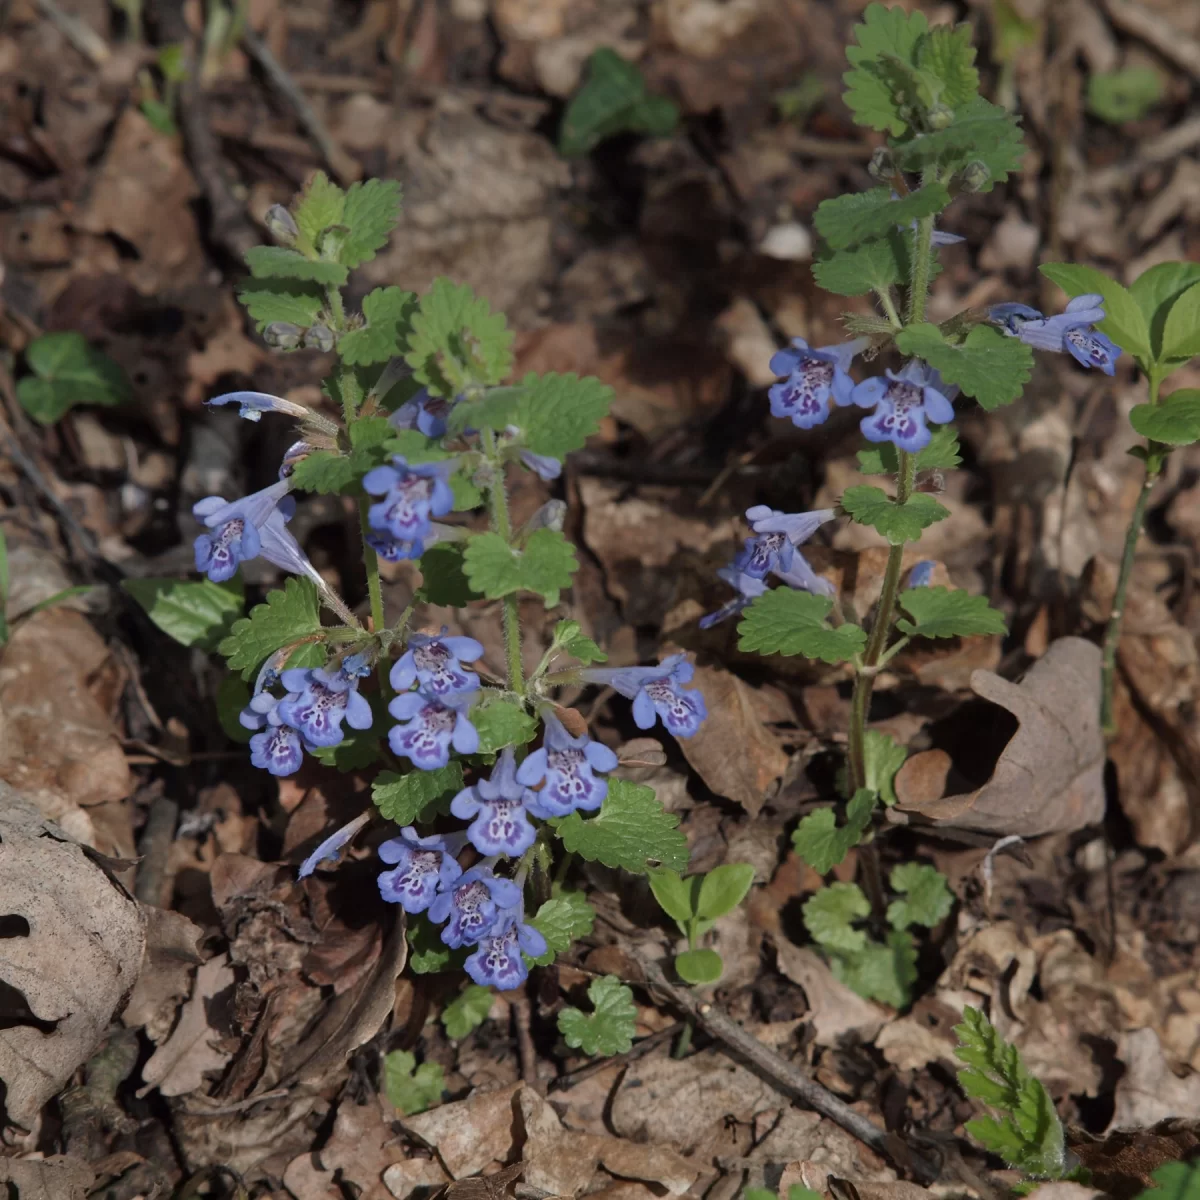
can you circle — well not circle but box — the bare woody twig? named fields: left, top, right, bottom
left=636, top=956, right=941, bottom=1183
left=241, top=29, right=361, bottom=185
left=33, top=0, right=110, bottom=64
left=1100, top=0, right=1200, bottom=81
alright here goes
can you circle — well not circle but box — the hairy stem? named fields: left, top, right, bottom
left=875, top=287, right=902, bottom=329
left=483, top=430, right=525, bottom=696
left=1102, top=369, right=1164, bottom=734
left=906, top=212, right=937, bottom=326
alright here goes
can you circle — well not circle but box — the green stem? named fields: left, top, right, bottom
left=325, top=284, right=346, bottom=336
left=847, top=450, right=915, bottom=790
left=1101, top=370, right=1164, bottom=734
left=906, top=212, right=937, bottom=325
left=482, top=430, right=525, bottom=697
left=875, top=288, right=902, bottom=329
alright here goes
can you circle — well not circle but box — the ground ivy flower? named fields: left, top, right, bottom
left=377, top=828, right=466, bottom=911
left=208, top=389, right=311, bottom=423
left=245, top=698, right=306, bottom=777
left=767, top=337, right=865, bottom=429
left=581, top=652, right=707, bottom=738
left=193, top=479, right=292, bottom=583
left=429, top=866, right=522, bottom=948
left=362, top=456, right=453, bottom=557
left=297, top=812, right=371, bottom=878
left=990, top=294, right=1121, bottom=374
left=850, top=361, right=956, bottom=453
left=463, top=909, right=548, bottom=991
left=906, top=560, right=936, bottom=588
left=699, top=565, right=766, bottom=629
left=257, top=496, right=327, bottom=586
left=388, top=691, right=479, bottom=769
left=276, top=664, right=373, bottom=748
left=451, top=748, right=538, bottom=856
left=742, top=505, right=836, bottom=589
left=390, top=388, right=456, bottom=439
left=519, top=449, right=562, bottom=481
left=390, top=630, right=484, bottom=699
left=517, top=713, right=618, bottom=818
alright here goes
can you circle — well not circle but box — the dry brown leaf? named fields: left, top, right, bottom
left=140, top=954, right=235, bottom=1098
left=382, top=1157, right=453, bottom=1198
left=773, top=941, right=886, bottom=1047
left=0, top=790, right=146, bottom=1128
left=895, top=638, right=1105, bottom=837
left=287, top=1094, right=412, bottom=1200
left=1023, top=1183, right=1105, bottom=1200
left=0, top=1155, right=95, bottom=1199
left=122, top=906, right=206, bottom=1045
left=402, top=1083, right=522, bottom=1178
left=675, top=664, right=788, bottom=816
left=1111, top=1028, right=1200, bottom=1130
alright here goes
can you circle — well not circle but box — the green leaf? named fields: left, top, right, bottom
left=244, top=245, right=348, bottom=286
left=407, top=915, right=457, bottom=974
left=1137, top=1163, right=1200, bottom=1200
left=558, top=976, right=638, bottom=1055
left=917, top=23, right=979, bottom=108
left=842, top=485, right=949, bottom=545
left=418, top=544, right=481, bottom=607
left=696, top=863, right=755, bottom=920
left=310, top=728, right=383, bottom=771
left=237, top=278, right=325, bottom=330
left=528, top=892, right=597, bottom=966
left=512, top=372, right=614, bottom=459
left=812, top=234, right=907, bottom=298
left=554, top=619, right=607, bottom=665
left=887, top=862, right=954, bottom=931
left=383, top=1051, right=444, bottom=1116
left=843, top=2, right=929, bottom=135
left=1160, top=281, right=1200, bottom=364
left=894, top=323, right=1033, bottom=411
left=372, top=763, right=464, bottom=824
left=288, top=451, right=359, bottom=494
left=122, top=578, right=242, bottom=652
left=18, top=332, right=131, bottom=424
left=737, top=589, right=867, bottom=665
left=470, top=697, right=538, bottom=757
left=442, top=985, right=493, bottom=1040
left=405, top=279, right=513, bottom=397
left=803, top=881, right=870, bottom=953
left=858, top=424, right=961, bottom=474
left=1129, top=262, right=1200, bottom=363
left=559, top=48, right=679, bottom=157
left=814, top=185, right=951, bottom=251
left=674, top=948, right=723, bottom=986
left=219, top=577, right=322, bottom=680
left=1087, top=65, right=1164, bottom=125
left=1039, top=263, right=1151, bottom=366
left=897, top=585, right=1007, bottom=638
left=893, top=98, right=1026, bottom=191
left=792, top=788, right=877, bottom=875
left=863, top=729, right=907, bottom=807
left=1130, top=389, right=1200, bottom=446
left=648, top=869, right=695, bottom=927
left=954, top=1006, right=1067, bottom=1177
left=445, top=386, right=522, bottom=437
left=338, top=287, right=417, bottom=365
left=833, top=928, right=918, bottom=1008
left=553, top=778, right=687, bottom=875
left=463, top=529, right=578, bottom=608
left=339, top=178, right=403, bottom=269
left=292, top=170, right=346, bottom=254
left=216, top=673, right=253, bottom=743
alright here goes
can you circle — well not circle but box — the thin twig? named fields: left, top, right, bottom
left=241, top=29, right=361, bottom=185
left=551, top=1022, right=683, bottom=1091
left=635, top=955, right=940, bottom=1183
left=1100, top=0, right=1200, bottom=80
left=512, top=991, right=541, bottom=1094
left=33, top=0, right=110, bottom=63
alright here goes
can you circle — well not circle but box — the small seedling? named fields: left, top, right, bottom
left=650, top=863, right=755, bottom=985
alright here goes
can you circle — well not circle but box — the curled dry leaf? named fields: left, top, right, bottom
left=773, top=940, right=887, bottom=1047
left=895, top=638, right=1105, bottom=837
left=122, top=906, right=206, bottom=1045
left=401, top=1082, right=522, bottom=1178
left=0, top=789, right=146, bottom=1128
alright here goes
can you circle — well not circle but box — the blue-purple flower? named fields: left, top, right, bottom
left=989, top=294, right=1122, bottom=374
left=906, top=560, right=936, bottom=588
left=516, top=713, right=617, bottom=818
left=699, top=565, right=767, bottom=629
left=581, top=652, right=707, bottom=739
left=388, top=691, right=479, bottom=769
left=297, top=813, right=370, bottom=878
left=463, top=910, right=548, bottom=990
left=428, top=866, right=522, bottom=948
left=390, top=389, right=455, bottom=439
left=193, top=479, right=292, bottom=582
left=743, top=506, right=837, bottom=591
left=450, top=748, right=537, bottom=857
left=244, top=696, right=306, bottom=777
left=362, top=456, right=454, bottom=558
left=520, top=449, right=563, bottom=481
left=208, top=390, right=311, bottom=423
left=767, top=337, right=865, bottom=428
left=391, top=630, right=484, bottom=699
left=850, top=360, right=956, bottom=453
left=377, top=828, right=465, bottom=912
left=276, top=663, right=373, bottom=748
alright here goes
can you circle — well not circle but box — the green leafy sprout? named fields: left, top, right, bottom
left=649, top=863, right=756, bottom=986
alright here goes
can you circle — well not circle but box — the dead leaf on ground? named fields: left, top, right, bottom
left=773, top=940, right=887, bottom=1047
left=139, top=954, right=236, bottom=1099
left=895, top=638, right=1105, bottom=837
left=0, top=1155, right=96, bottom=1199
left=122, top=905, right=206, bottom=1045
left=0, top=789, right=146, bottom=1128
left=674, top=663, right=788, bottom=816
left=401, top=1082, right=522, bottom=1178
left=1022, top=1185, right=1104, bottom=1200
left=1110, top=1028, right=1200, bottom=1130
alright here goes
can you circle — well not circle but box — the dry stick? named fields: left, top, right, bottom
left=511, top=992, right=541, bottom=1093
left=33, top=0, right=110, bottom=63
left=241, top=29, right=361, bottom=185
left=551, top=1022, right=683, bottom=1091
left=636, top=957, right=940, bottom=1182
left=1100, top=0, right=1200, bottom=80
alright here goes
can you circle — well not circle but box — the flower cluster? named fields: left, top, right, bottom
left=989, top=294, right=1122, bottom=374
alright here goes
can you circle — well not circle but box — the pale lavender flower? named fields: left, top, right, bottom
left=516, top=713, right=617, bottom=818
left=581, top=653, right=707, bottom=738
left=207, top=390, right=311, bottom=423
left=450, top=749, right=537, bottom=857
left=377, top=828, right=466, bottom=912
left=850, top=360, right=956, bottom=453
left=387, top=691, right=479, bottom=769
left=429, top=866, right=522, bottom=948
left=464, top=910, right=547, bottom=990
left=768, top=337, right=865, bottom=428
left=193, top=479, right=291, bottom=583
left=390, top=630, right=483, bottom=699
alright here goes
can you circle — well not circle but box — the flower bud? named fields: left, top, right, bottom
left=867, top=146, right=896, bottom=181
left=304, top=324, right=335, bottom=353
left=264, top=322, right=304, bottom=350
left=317, top=224, right=349, bottom=260
left=264, top=205, right=298, bottom=245
left=959, top=160, right=991, bottom=193
left=926, top=103, right=954, bottom=130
